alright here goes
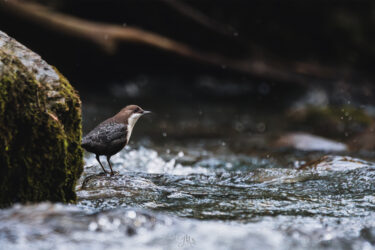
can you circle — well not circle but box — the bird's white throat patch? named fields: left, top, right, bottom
left=127, top=113, right=142, bottom=142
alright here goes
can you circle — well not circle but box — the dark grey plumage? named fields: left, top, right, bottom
left=82, top=105, right=150, bottom=175
left=82, top=122, right=127, bottom=157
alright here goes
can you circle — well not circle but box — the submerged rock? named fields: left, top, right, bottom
left=0, top=31, right=83, bottom=207
left=274, top=132, right=348, bottom=152
left=360, top=227, right=375, bottom=245
left=298, top=155, right=375, bottom=171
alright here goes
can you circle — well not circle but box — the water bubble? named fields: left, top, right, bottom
left=88, top=222, right=98, bottom=231
left=126, top=210, right=137, bottom=219
left=98, top=217, right=108, bottom=226
left=293, top=161, right=300, bottom=168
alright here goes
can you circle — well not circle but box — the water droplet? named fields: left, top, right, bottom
left=162, top=132, right=167, bottom=137
left=225, top=163, right=233, bottom=169
left=98, top=217, right=107, bottom=226
left=126, top=210, right=136, bottom=219
left=88, top=222, right=98, bottom=231
left=113, top=218, right=121, bottom=227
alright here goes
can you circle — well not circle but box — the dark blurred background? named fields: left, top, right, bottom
left=1, top=0, right=375, bottom=150
left=1, top=1, right=374, bottom=85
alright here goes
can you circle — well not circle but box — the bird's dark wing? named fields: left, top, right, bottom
left=82, top=122, right=127, bottom=153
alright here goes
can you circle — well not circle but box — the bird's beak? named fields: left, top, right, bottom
left=142, top=110, right=152, bottom=115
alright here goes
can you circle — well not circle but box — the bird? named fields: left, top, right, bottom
left=82, top=105, right=151, bottom=175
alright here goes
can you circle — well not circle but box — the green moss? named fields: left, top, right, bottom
left=288, top=105, right=373, bottom=139
left=0, top=50, right=83, bottom=207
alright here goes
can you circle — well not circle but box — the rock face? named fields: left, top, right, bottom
left=0, top=31, right=83, bottom=207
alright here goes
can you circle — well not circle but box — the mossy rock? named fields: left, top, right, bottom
left=287, top=105, right=373, bottom=139
left=0, top=31, right=83, bottom=207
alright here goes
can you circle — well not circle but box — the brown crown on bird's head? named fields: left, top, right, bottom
left=121, top=105, right=144, bottom=115
left=120, top=104, right=151, bottom=115
left=114, top=105, right=151, bottom=123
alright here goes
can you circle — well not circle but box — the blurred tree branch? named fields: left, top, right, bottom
left=1, top=0, right=349, bottom=85
left=159, top=0, right=236, bottom=36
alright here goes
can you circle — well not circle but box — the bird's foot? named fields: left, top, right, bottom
left=110, top=171, right=120, bottom=176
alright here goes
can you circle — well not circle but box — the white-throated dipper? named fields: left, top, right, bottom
left=82, top=105, right=151, bottom=175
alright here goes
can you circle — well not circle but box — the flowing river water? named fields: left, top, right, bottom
left=1, top=80, right=375, bottom=250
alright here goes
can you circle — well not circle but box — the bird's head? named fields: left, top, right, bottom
left=116, top=105, right=151, bottom=124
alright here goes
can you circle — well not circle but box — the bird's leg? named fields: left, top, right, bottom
left=96, top=154, right=108, bottom=174
left=106, top=156, right=115, bottom=176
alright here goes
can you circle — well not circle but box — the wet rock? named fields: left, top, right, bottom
left=274, top=132, right=348, bottom=152
left=287, top=105, right=373, bottom=139
left=77, top=173, right=162, bottom=203
left=298, top=155, right=375, bottom=171
left=360, top=227, right=375, bottom=245
left=0, top=31, right=83, bottom=207
left=80, top=173, right=158, bottom=190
